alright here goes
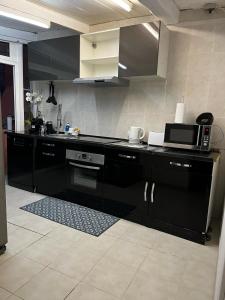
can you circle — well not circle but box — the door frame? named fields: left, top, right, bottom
left=0, top=42, right=24, bottom=131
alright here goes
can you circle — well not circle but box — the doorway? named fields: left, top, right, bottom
left=0, top=63, right=15, bottom=173
left=0, top=63, right=15, bottom=130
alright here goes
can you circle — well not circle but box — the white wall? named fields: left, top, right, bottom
left=31, top=20, right=225, bottom=217
left=214, top=201, right=225, bottom=300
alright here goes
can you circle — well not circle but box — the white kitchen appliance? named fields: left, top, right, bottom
left=128, top=126, right=145, bottom=144
left=148, top=131, right=165, bottom=146
left=164, top=123, right=212, bottom=152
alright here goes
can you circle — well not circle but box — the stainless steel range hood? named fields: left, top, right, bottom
left=73, top=76, right=129, bottom=87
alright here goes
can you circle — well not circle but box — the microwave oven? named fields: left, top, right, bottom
left=164, top=123, right=212, bottom=152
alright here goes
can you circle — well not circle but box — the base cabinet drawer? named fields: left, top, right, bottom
left=34, top=139, right=66, bottom=198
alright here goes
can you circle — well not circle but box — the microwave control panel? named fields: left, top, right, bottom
left=200, top=126, right=211, bottom=151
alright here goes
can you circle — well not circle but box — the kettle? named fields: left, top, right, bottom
left=128, top=126, right=145, bottom=144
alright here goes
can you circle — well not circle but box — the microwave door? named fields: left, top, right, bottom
left=164, top=124, right=200, bottom=150
left=196, top=125, right=202, bottom=149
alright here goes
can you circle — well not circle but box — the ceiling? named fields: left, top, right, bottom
left=27, top=0, right=152, bottom=25
left=0, top=17, right=70, bottom=33
left=174, top=0, right=225, bottom=10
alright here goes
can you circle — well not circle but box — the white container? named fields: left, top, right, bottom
left=174, top=103, right=184, bottom=123
left=7, top=115, right=13, bottom=131
left=148, top=131, right=165, bottom=146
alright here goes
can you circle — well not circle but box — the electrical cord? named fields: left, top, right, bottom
left=211, top=125, right=224, bottom=145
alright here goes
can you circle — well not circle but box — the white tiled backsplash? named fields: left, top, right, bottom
left=31, top=21, right=225, bottom=216
left=32, top=79, right=172, bottom=140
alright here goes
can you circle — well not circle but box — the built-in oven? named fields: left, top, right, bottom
left=164, top=123, right=212, bottom=152
left=66, top=149, right=105, bottom=210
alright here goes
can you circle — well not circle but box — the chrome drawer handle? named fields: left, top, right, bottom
left=170, top=162, right=192, bottom=168
left=118, top=154, right=136, bottom=160
left=144, top=181, right=149, bottom=202
left=68, top=162, right=100, bottom=171
left=42, top=143, right=55, bottom=147
left=42, top=152, right=55, bottom=157
left=151, top=182, right=155, bottom=203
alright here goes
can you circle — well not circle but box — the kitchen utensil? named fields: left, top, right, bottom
left=46, top=82, right=57, bottom=105
left=128, top=126, right=145, bottom=144
left=51, top=83, right=57, bottom=105
left=46, top=82, right=52, bottom=103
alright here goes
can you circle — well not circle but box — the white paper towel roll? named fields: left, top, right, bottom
left=174, top=103, right=184, bottom=123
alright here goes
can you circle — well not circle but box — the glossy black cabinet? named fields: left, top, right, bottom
left=7, top=132, right=217, bottom=244
left=103, top=149, right=147, bottom=225
left=28, top=35, right=80, bottom=81
left=7, top=134, right=34, bottom=192
left=34, top=139, right=66, bottom=198
left=146, top=155, right=213, bottom=243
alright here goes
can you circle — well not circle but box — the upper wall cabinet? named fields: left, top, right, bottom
left=77, top=22, right=169, bottom=82
left=28, top=36, right=80, bottom=81
left=80, top=29, right=120, bottom=79
left=119, top=23, right=169, bottom=78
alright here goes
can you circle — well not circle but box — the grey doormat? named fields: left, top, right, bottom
left=20, top=197, right=119, bottom=237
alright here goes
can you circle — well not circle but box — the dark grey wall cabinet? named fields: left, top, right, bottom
left=119, top=23, right=159, bottom=77
left=119, top=22, right=169, bottom=78
left=28, top=35, right=80, bottom=81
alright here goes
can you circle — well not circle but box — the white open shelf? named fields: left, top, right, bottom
left=80, top=56, right=119, bottom=65
left=80, top=29, right=120, bottom=78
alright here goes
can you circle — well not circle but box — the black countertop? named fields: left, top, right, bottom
left=6, top=131, right=220, bottom=162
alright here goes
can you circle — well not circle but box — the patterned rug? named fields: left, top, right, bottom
left=20, top=197, right=119, bottom=237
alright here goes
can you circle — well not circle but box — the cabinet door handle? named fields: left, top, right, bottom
left=144, top=181, right=149, bottom=202
left=151, top=182, right=155, bottom=203
left=13, top=138, right=25, bottom=147
left=118, top=154, right=136, bottom=160
left=42, top=152, right=55, bottom=157
left=170, top=161, right=192, bottom=168
left=68, top=162, right=100, bottom=171
left=42, top=143, right=55, bottom=147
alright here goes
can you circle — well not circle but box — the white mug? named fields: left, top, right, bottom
left=128, top=126, right=145, bottom=144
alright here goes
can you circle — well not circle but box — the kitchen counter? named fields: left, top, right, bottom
left=6, top=131, right=220, bottom=162
left=6, top=130, right=220, bottom=244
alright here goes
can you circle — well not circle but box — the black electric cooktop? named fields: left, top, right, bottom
left=44, top=133, right=120, bottom=144
left=77, top=136, right=119, bottom=144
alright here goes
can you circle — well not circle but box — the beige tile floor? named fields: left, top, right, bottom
left=0, top=185, right=220, bottom=300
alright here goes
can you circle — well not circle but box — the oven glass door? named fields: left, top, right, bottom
left=67, top=160, right=102, bottom=195
left=164, top=124, right=200, bottom=146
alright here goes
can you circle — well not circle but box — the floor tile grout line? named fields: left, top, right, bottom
left=7, top=221, right=45, bottom=237
left=63, top=280, right=80, bottom=300
left=0, top=285, right=17, bottom=297
left=78, top=236, right=142, bottom=300
left=13, top=265, right=48, bottom=298
left=63, top=237, right=121, bottom=299
left=119, top=245, right=154, bottom=300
